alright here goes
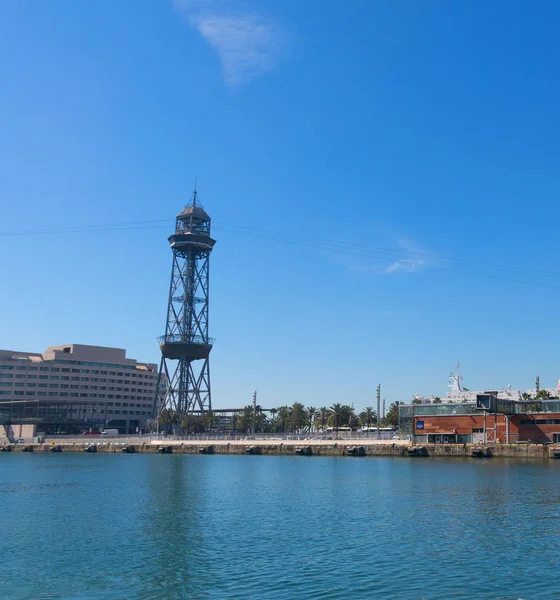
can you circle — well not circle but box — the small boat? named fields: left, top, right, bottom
left=121, top=446, right=136, bottom=454
left=0, top=445, right=12, bottom=452
left=84, top=445, right=97, bottom=453
left=158, top=446, right=173, bottom=454
left=198, top=446, right=214, bottom=455
left=245, top=446, right=261, bottom=455
left=22, top=445, right=34, bottom=453
left=49, top=445, right=63, bottom=453
left=295, top=446, right=313, bottom=456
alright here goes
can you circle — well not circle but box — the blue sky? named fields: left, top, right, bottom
left=2, top=0, right=560, bottom=409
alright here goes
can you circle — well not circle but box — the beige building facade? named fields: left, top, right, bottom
left=0, top=344, right=158, bottom=434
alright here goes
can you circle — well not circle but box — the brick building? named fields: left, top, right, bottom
left=399, top=399, right=560, bottom=444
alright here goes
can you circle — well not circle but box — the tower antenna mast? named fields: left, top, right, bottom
left=154, top=186, right=216, bottom=421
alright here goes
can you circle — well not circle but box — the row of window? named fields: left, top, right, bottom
left=7, top=375, right=153, bottom=384
left=0, top=390, right=152, bottom=402
left=0, top=381, right=153, bottom=393
left=520, top=419, right=560, bottom=425
left=66, top=408, right=150, bottom=415
left=0, top=364, right=156, bottom=379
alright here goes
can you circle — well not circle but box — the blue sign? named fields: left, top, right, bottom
left=416, top=420, right=424, bottom=431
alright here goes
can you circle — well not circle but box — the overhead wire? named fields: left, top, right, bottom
left=2, top=217, right=560, bottom=289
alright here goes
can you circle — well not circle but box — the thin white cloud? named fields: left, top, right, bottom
left=173, top=0, right=283, bottom=87
left=383, top=257, right=426, bottom=274
left=329, top=237, right=437, bottom=276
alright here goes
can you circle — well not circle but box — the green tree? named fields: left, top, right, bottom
left=536, top=389, right=551, bottom=400
left=203, top=410, right=215, bottom=432
left=277, top=406, right=291, bottom=432
left=237, top=405, right=255, bottom=433
left=305, top=406, right=317, bottom=433
left=433, top=397, right=442, bottom=404
left=158, top=409, right=178, bottom=433
left=290, top=403, right=307, bottom=432
left=315, top=407, right=329, bottom=431
left=329, top=403, right=343, bottom=436
left=385, top=401, right=403, bottom=428
left=359, top=407, right=377, bottom=429
left=521, top=392, right=532, bottom=401
left=270, top=408, right=278, bottom=432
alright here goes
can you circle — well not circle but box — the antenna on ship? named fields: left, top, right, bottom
left=449, top=362, right=463, bottom=392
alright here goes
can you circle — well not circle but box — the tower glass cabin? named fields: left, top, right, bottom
left=155, top=189, right=216, bottom=417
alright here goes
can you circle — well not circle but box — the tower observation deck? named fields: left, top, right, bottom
left=155, top=188, right=216, bottom=416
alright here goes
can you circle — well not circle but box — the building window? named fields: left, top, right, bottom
left=62, top=368, right=70, bottom=372
left=50, top=376, right=59, bottom=380
left=39, top=367, right=49, bottom=371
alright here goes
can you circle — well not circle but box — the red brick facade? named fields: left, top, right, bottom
left=414, top=414, right=560, bottom=443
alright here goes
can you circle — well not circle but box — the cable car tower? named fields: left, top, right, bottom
left=155, top=187, right=216, bottom=417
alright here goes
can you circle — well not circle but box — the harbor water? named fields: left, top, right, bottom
left=2, top=453, right=560, bottom=600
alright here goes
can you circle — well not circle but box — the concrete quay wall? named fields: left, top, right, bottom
left=2, top=440, right=560, bottom=459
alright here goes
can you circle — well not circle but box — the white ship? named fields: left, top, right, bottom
left=413, top=363, right=560, bottom=404
left=443, top=363, right=521, bottom=402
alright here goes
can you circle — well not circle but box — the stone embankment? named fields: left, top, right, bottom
left=2, top=439, right=560, bottom=459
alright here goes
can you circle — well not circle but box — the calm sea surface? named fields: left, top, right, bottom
left=1, top=453, right=560, bottom=600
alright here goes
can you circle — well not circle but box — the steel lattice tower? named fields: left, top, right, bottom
left=155, top=188, right=216, bottom=417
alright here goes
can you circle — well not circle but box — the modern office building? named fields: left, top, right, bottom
left=0, top=344, right=158, bottom=435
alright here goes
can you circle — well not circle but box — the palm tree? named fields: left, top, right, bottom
left=277, top=406, right=291, bottom=433
left=305, top=406, right=317, bottom=434
left=316, top=407, right=329, bottom=431
left=329, top=403, right=343, bottom=438
left=359, top=406, right=377, bottom=431
left=433, top=397, right=442, bottom=404
left=158, top=409, right=178, bottom=434
left=536, top=389, right=552, bottom=400
left=203, top=410, right=215, bottom=433
left=270, top=408, right=278, bottom=432
left=385, top=401, right=403, bottom=429
left=521, top=392, right=532, bottom=401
